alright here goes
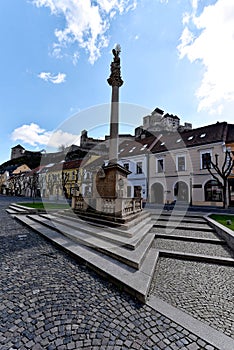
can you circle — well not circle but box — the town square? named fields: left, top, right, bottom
left=0, top=1, right=234, bottom=349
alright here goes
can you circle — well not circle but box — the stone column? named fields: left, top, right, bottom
left=107, top=45, right=123, bottom=164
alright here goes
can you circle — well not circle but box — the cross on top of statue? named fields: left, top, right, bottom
left=107, top=44, right=124, bottom=87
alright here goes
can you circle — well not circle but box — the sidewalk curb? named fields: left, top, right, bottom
left=147, top=296, right=234, bottom=350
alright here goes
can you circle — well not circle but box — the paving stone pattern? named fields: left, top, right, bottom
left=0, top=196, right=218, bottom=350
left=155, top=221, right=209, bottom=229
left=153, top=238, right=234, bottom=258
left=153, top=228, right=220, bottom=239
left=150, top=213, right=234, bottom=339
left=149, top=257, right=234, bottom=338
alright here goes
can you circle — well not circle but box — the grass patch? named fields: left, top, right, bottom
left=210, top=214, right=234, bottom=231
left=17, top=202, right=70, bottom=210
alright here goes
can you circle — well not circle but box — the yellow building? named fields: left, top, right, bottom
left=45, top=155, right=100, bottom=200
left=12, top=164, right=31, bottom=174
left=0, top=171, right=9, bottom=194
left=226, top=141, right=234, bottom=206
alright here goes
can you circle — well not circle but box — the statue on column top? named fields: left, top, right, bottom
left=107, top=44, right=123, bottom=87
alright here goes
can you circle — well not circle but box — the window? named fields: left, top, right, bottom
left=134, top=186, right=142, bottom=197
left=204, top=180, right=222, bottom=202
left=123, top=163, right=129, bottom=171
left=157, top=158, right=164, bottom=173
left=177, top=155, right=186, bottom=171
left=127, top=186, right=132, bottom=197
left=136, top=162, right=143, bottom=174
left=201, top=151, right=212, bottom=169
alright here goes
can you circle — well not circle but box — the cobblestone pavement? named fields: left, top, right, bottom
left=153, top=228, right=219, bottom=239
left=149, top=258, right=234, bottom=338
left=0, top=197, right=219, bottom=350
left=150, top=212, right=234, bottom=339
left=153, top=238, right=234, bottom=258
left=154, top=221, right=209, bottom=229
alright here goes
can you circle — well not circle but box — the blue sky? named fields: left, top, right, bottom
left=1, top=0, right=234, bottom=164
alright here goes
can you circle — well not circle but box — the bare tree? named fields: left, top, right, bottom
left=58, top=144, right=66, bottom=152
left=8, top=175, right=19, bottom=196
left=206, top=149, right=234, bottom=208
left=31, top=173, right=39, bottom=201
left=61, top=171, right=69, bottom=198
left=46, top=174, right=56, bottom=196
left=9, top=175, right=22, bottom=196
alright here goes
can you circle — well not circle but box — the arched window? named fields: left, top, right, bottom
left=204, top=180, right=222, bottom=202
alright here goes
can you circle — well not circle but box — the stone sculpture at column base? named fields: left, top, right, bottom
left=93, top=163, right=139, bottom=219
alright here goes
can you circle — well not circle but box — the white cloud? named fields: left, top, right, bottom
left=11, top=123, right=79, bottom=149
left=177, top=27, right=194, bottom=55
left=191, top=0, right=198, bottom=12
left=47, top=130, right=79, bottom=148
left=32, top=0, right=137, bottom=64
left=11, top=123, right=52, bottom=146
left=178, top=0, right=234, bottom=114
left=38, top=72, right=66, bottom=84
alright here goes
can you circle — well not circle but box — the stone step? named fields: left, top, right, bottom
left=153, top=223, right=215, bottom=232
left=158, top=249, right=234, bottom=265
left=14, top=214, right=158, bottom=302
left=153, top=236, right=234, bottom=258
left=151, top=216, right=206, bottom=224
left=147, top=209, right=206, bottom=219
left=55, top=210, right=152, bottom=236
left=39, top=213, right=152, bottom=250
left=6, top=208, right=21, bottom=215
left=153, top=238, right=233, bottom=258
left=154, top=233, right=225, bottom=244
left=152, top=227, right=218, bottom=239
left=7, top=205, right=32, bottom=215
left=27, top=214, right=155, bottom=269
left=154, top=218, right=210, bottom=228
left=8, top=203, right=40, bottom=215
left=69, top=209, right=150, bottom=231
left=9, top=204, right=30, bottom=212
